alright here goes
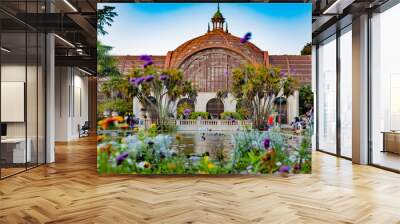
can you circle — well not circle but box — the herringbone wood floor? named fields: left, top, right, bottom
left=1, top=136, right=400, bottom=224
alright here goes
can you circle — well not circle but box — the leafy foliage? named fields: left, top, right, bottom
left=98, top=99, right=133, bottom=115
left=177, top=101, right=193, bottom=118
left=220, top=112, right=244, bottom=120
left=231, top=129, right=312, bottom=174
left=230, top=64, right=297, bottom=129
left=189, top=112, right=209, bottom=119
left=97, top=6, right=120, bottom=77
left=97, top=6, right=118, bottom=36
left=100, top=75, right=133, bottom=100
left=128, top=65, right=197, bottom=131
left=301, top=42, right=312, bottom=55
left=299, top=84, right=313, bottom=115
left=97, top=41, right=121, bottom=77
left=97, top=127, right=312, bottom=175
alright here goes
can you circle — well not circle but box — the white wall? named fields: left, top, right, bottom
left=54, top=67, right=89, bottom=141
left=195, top=92, right=237, bottom=113
left=1, top=65, right=26, bottom=136
left=1, top=65, right=38, bottom=137
left=1, top=63, right=46, bottom=164
left=287, top=90, right=299, bottom=124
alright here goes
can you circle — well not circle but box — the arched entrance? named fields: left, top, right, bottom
left=274, top=97, right=288, bottom=124
left=206, top=98, right=224, bottom=118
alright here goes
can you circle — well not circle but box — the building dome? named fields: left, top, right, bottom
left=168, top=29, right=265, bottom=68
left=164, top=4, right=268, bottom=92
left=167, top=4, right=266, bottom=69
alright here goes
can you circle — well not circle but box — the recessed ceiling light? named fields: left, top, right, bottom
left=54, top=34, right=75, bottom=48
left=78, top=67, right=92, bottom=76
left=1, top=47, right=11, bottom=53
left=63, top=0, right=78, bottom=12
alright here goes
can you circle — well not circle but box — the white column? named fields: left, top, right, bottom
left=46, top=32, right=55, bottom=163
left=132, top=97, right=141, bottom=117
left=223, top=94, right=236, bottom=112
left=312, top=45, right=317, bottom=150
left=352, top=14, right=369, bottom=164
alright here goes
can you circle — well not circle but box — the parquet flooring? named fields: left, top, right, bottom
left=0, top=136, right=400, bottom=223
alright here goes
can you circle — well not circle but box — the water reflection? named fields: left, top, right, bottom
left=170, top=131, right=236, bottom=160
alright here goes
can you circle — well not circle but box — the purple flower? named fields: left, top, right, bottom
left=134, top=77, right=145, bottom=86
left=116, top=152, right=129, bottom=165
left=144, top=75, right=154, bottom=82
left=140, top=54, right=152, bottom=62
left=263, top=137, right=270, bottom=149
left=240, top=32, right=252, bottom=43
left=129, top=77, right=136, bottom=85
left=183, top=108, right=191, bottom=115
left=290, top=68, right=296, bottom=74
left=279, top=71, right=286, bottom=77
left=143, top=60, right=153, bottom=68
left=140, top=54, right=153, bottom=68
left=159, top=74, right=169, bottom=80
left=279, top=165, right=290, bottom=173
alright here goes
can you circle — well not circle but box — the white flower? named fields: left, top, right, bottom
left=289, top=155, right=297, bottom=162
left=136, top=161, right=150, bottom=169
left=137, top=161, right=145, bottom=169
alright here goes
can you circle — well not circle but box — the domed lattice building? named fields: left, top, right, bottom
left=114, top=5, right=311, bottom=123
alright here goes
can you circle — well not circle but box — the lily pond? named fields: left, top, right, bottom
left=97, top=124, right=312, bottom=175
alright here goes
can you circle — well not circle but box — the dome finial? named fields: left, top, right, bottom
left=211, top=2, right=225, bottom=30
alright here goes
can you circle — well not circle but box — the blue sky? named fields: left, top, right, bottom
left=98, top=3, right=311, bottom=55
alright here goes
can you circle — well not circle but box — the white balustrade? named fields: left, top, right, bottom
left=176, top=119, right=252, bottom=131
left=137, top=119, right=252, bottom=131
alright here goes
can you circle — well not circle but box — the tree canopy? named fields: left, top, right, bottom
left=128, top=65, right=197, bottom=130
left=229, top=64, right=297, bottom=129
left=299, top=84, right=313, bottom=115
left=301, top=43, right=311, bottom=55
left=97, top=6, right=118, bottom=36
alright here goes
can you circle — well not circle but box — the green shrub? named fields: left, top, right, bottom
left=189, top=112, right=209, bottom=119
left=299, top=84, right=313, bottom=115
left=220, top=112, right=244, bottom=120
left=98, top=98, right=133, bottom=115
left=177, top=101, right=193, bottom=117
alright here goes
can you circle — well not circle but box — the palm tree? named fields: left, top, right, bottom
left=97, top=6, right=118, bottom=36
left=97, top=6, right=119, bottom=77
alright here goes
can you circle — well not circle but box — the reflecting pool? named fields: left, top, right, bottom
left=170, top=131, right=236, bottom=160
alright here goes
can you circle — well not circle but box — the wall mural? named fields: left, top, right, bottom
left=97, top=3, right=313, bottom=175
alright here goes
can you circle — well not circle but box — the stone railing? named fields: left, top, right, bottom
left=176, top=119, right=252, bottom=131
left=137, top=119, right=252, bottom=131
